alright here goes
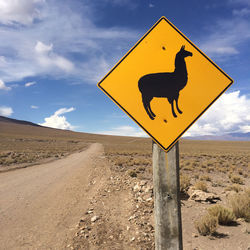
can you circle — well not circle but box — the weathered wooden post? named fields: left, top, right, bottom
left=153, top=141, right=182, bottom=250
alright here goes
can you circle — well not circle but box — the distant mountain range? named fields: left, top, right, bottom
left=1, top=116, right=250, bottom=141
left=184, top=132, right=250, bottom=141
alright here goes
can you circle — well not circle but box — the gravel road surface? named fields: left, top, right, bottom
left=0, top=143, right=104, bottom=249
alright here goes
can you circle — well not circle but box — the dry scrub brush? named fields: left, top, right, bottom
left=180, top=175, right=191, bottom=193
left=229, top=175, right=244, bottom=185
left=200, top=175, right=211, bottom=182
left=207, top=205, right=236, bottom=225
left=194, top=181, right=208, bottom=192
left=195, top=214, right=218, bottom=236
left=225, top=184, right=242, bottom=193
left=229, top=189, right=250, bottom=222
left=196, top=189, right=250, bottom=236
left=195, top=204, right=236, bottom=236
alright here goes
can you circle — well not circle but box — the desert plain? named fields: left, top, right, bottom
left=0, top=116, right=249, bottom=249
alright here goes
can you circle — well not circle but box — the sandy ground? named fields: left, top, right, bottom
left=0, top=143, right=108, bottom=250
left=0, top=142, right=249, bottom=250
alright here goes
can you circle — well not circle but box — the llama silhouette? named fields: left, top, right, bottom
left=138, top=45, right=192, bottom=120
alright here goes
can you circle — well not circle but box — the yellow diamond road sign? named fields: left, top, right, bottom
left=98, top=17, right=233, bottom=152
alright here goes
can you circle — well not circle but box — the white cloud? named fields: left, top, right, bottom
left=185, top=91, right=250, bottom=136
left=240, top=125, right=250, bottom=133
left=199, top=0, right=250, bottom=58
left=102, top=0, right=137, bottom=8
left=205, top=46, right=239, bottom=55
left=149, top=4, right=154, bottom=8
left=39, top=107, right=75, bottom=130
left=25, top=81, right=36, bottom=87
left=54, top=107, right=75, bottom=116
left=0, top=1, right=138, bottom=83
left=229, top=0, right=250, bottom=6
left=98, top=125, right=148, bottom=137
left=35, top=41, right=52, bottom=53
left=0, top=79, right=11, bottom=91
left=0, top=0, right=44, bottom=25
left=30, top=105, right=38, bottom=109
left=233, top=7, right=250, bottom=16
left=200, top=18, right=250, bottom=59
left=0, top=106, right=13, bottom=116
left=35, top=41, right=74, bottom=72
left=80, top=56, right=110, bottom=83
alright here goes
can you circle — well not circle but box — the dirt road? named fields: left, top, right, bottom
left=0, top=143, right=108, bottom=250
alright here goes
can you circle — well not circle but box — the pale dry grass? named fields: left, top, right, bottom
left=229, top=188, right=250, bottom=222
left=225, top=184, right=242, bottom=193
left=229, top=175, right=244, bottom=185
left=194, top=181, right=208, bottom=192
left=180, top=175, right=191, bottom=193
left=195, top=214, right=218, bottom=236
left=207, top=205, right=236, bottom=225
left=200, top=175, right=212, bottom=182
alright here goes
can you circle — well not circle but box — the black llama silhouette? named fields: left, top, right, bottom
left=138, top=45, right=192, bottom=120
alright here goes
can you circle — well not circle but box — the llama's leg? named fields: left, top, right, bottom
left=175, top=98, right=182, bottom=114
left=142, top=97, right=154, bottom=120
left=148, top=98, right=156, bottom=118
left=171, top=101, right=177, bottom=118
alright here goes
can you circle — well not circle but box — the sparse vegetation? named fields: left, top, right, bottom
left=194, top=181, right=208, bottom=192
left=230, top=175, right=244, bottom=185
left=194, top=174, right=199, bottom=179
left=229, top=189, right=250, bottom=222
left=207, top=205, right=236, bottom=225
left=225, top=184, right=242, bottom=193
left=180, top=175, right=191, bottom=193
left=195, top=214, right=218, bottom=236
left=128, top=169, right=137, bottom=178
left=200, top=175, right=211, bottom=182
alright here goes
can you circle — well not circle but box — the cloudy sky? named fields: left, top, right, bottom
left=0, top=0, right=249, bottom=137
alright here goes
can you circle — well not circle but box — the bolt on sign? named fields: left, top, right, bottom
left=98, top=17, right=233, bottom=152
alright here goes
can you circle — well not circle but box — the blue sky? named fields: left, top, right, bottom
left=0, top=0, right=249, bottom=137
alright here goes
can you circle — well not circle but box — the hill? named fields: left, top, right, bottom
left=185, top=132, right=250, bottom=141
left=0, top=115, right=41, bottom=127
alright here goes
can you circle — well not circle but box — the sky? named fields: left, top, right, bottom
left=0, top=0, right=250, bottom=137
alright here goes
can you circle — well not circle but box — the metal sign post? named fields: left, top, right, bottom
left=153, top=141, right=182, bottom=250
